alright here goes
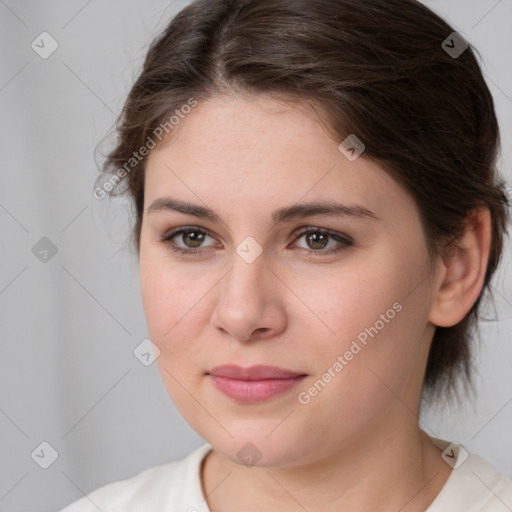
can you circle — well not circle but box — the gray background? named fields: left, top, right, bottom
left=0, top=1, right=510, bottom=511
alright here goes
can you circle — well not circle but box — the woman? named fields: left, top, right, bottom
left=62, top=0, right=512, bottom=510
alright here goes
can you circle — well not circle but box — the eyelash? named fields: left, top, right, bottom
left=159, top=226, right=354, bottom=256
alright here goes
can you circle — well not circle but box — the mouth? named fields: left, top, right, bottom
left=207, top=364, right=307, bottom=403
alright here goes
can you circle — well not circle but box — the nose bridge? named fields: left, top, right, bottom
left=212, top=250, right=285, bottom=340
left=223, top=251, right=270, bottom=307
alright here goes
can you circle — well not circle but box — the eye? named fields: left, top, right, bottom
left=160, top=226, right=353, bottom=256
left=160, top=226, right=219, bottom=254
left=292, top=227, right=353, bottom=254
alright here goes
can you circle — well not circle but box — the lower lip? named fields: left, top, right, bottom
left=209, top=375, right=306, bottom=403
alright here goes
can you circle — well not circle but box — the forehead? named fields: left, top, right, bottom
left=148, top=94, right=337, bottom=175
left=143, top=94, right=413, bottom=222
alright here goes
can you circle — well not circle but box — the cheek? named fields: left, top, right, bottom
left=139, top=246, right=217, bottom=369
left=140, top=247, right=190, bottom=348
left=295, top=290, right=428, bottom=440
left=140, top=255, right=208, bottom=407
left=303, top=259, right=399, bottom=344
left=304, top=247, right=431, bottom=381
left=140, top=238, right=182, bottom=322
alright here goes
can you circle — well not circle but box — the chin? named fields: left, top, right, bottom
left=204, top=429, right=312, bottom=469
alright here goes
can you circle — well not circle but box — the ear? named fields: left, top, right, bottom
left=429, top=208, right=492, bottom=327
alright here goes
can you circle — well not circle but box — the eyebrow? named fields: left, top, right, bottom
left=147, top=197, right=380, bottom=226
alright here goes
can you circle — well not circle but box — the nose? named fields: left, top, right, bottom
left=210, top=254, right=287, bottom=343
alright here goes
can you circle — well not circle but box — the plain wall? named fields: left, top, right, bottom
left=0, top=1, right=510, bottom=511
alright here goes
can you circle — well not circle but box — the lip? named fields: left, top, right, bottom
left=207, top=365, right=307, bottom=403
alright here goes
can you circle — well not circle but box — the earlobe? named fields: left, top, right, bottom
left=428, top=208, right=492, bottom=328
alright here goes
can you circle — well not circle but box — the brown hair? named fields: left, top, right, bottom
left=97, top=0, right=509, bottom=402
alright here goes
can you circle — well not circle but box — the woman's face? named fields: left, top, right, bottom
left=140, top=93, right=439, bottom=467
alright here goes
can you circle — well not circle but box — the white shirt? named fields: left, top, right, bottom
left=60, top=438, right=512, bottom=511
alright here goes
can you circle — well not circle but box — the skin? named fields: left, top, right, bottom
left=139, top=92, right=492, bottom=511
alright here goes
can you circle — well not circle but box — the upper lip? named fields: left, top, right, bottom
left=208, top=364, right=306, bottom=380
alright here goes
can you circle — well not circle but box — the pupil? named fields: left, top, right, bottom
left=184, top=231, right=204, bottom=247
left=307, top=232, right=328, bottom=250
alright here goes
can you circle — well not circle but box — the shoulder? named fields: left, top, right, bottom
left=59, top=443, right=212, bottom=512
left=428, top=439, right=512, bottom=511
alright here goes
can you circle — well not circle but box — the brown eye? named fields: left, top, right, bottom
left=305, top=232, right=329, bottom=250
left=160, top=227, right=219, bottom=254
left=293, top=228, right=353, bottom=254
left=181, top=230, right=206, bottom=248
